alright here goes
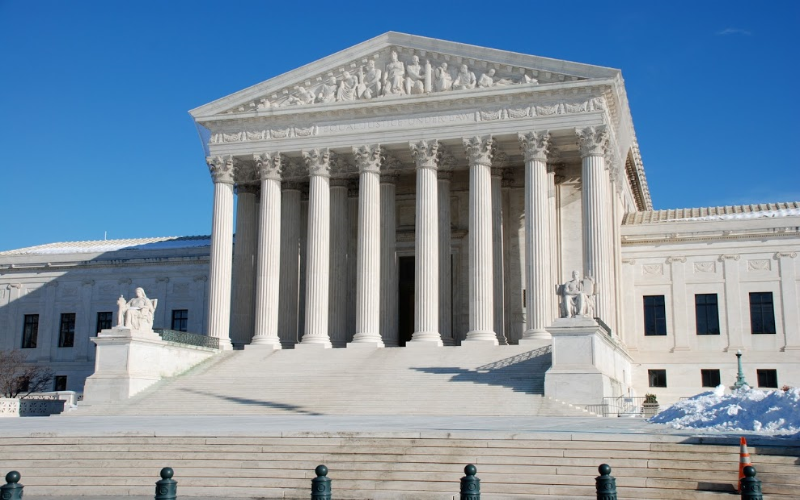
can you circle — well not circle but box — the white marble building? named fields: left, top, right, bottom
left=0, top=33, right=797, bottom=403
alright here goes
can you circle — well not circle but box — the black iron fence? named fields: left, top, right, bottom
left=154, top=329, right=220, bottom=349
left=1, top=464, right=764, bottom=500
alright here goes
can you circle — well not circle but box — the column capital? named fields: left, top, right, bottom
left=776, top=251, right=798, bottom=259
left=518, top=131, right=551, bottom=162
left=575, top=126, right=609, bottom=157
left=352, top=144, right=383, bottom=174
left=207, top=155, right=235, bottom=185
left=409, top=140, right=440, bottom=170
left=302, top=148, right=332, bottom=177
left=463, top=135, right=494, bottom=167
left=254, top=152, right=283, bottom=181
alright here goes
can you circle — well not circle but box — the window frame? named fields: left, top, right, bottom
left=22, top=314, right=39, bottom=349
left=58, top=313, right=76, bottom=348
left=700, top=369, right=721, bottom=388
left=96, top=311, right=113, bottom=334
left=695, top=293, right=721, bottom=335
left=643, top=295, right=667, bottom=336
left=171, top=309, right=189, bottom=332
left=749, top=292, right=776, bottom=335
left=54, top=375, right=68, bottom=392
left=756, top=369, right=778, bottom=388
left=648, top=369, right=667, bottom=388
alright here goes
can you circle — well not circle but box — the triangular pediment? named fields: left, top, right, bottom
left=190, top=32, right=619, bottom=120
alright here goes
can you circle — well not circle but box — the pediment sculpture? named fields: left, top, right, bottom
left=557, top=271, right=595, bottom=319
left=116, top=287, right=158, bottom=331
left=231, top=48, right=550, bottom=113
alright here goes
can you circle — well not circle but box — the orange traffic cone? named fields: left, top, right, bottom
left=738, top=436, right=752, bottom=491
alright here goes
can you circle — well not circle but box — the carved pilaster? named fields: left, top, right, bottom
left=575, top=126, right=609, bottom=158
left=207, top=155, right=235, bottom=184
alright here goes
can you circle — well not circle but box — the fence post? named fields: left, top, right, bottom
left=595, top=464, right=617, bottom=500
left=740, top=466, right=762, bottom=500
left=311, top=465, right=331, bottom=500
left=460, top=464, right=480, bottom=500
left=155, top=467, right=178, bottom=500
left=1, top=471, right=24, bottom=500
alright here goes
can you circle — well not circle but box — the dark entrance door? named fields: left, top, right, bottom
left=398, top=256, right=415, bottom=346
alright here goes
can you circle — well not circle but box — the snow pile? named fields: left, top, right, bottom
left=650, top=385, right=800, bottom=436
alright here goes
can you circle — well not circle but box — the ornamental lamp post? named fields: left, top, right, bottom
left=733, top=349, right=749, bottom=389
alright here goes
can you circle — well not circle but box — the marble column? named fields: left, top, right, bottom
left=463, top=136, right=497, bottom=344
left=205, top=156, right=235, bottom=350
left=230, top=183, right=259, bottom=346
left=437, top=170, right=453, bottom=344
left=350, top=145, right=383, bottom=347
left=408, top=140, right=442, bottom=346
left=328, top=179, right=349, bottom=347
left=380, top=173, right=399, bottom=347
left=491, top=167, right=507, bottom=344
left=278, top=182, right=302, bottom=347
left=576, top=126, right=612, bottom=322
left=548, top=166, right=560, bottom=319
left=518, top=131, right=552, bottom=341
left=298, top=148, right=332, bottom=348
left=250, top=153, right=283, bottom=348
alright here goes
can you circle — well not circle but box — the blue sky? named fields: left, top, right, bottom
left=1, top=0, right=798, bottom=251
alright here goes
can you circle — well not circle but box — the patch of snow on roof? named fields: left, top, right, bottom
left=650, top=386, right=800, bottom=437
left=0, top=236, right=210, bottom=256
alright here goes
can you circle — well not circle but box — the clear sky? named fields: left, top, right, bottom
left=1, top=0, right=798, bottom=252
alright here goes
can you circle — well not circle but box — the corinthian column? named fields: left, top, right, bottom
left=250, top=153, right=283, bottom=348
left=328, top=178, right=349, bottom=347
left=463, top=136, right=497, bottom=344
left=278, top=180, right=302, bottom=347
left=205, top=156, right=235, bottom=350
left=298, top=149, right=332, bottom=348
left=408, top=140, right=442, bottom=346
left=349, top=145, right=384, bottom=347
left=437, top=170, right=453, bottom=344
left=518, top=131, right=552, bottom=341
left=230, top=182, right=258, bottom=347
left=380, top=172, right=399, bottom=347
left=577, top=126, right=612, bottom=322
left=491, top=166, right=507, bottom=345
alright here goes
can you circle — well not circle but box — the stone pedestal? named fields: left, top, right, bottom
left=544, top=318, right=632, bottom=405
left=83, top=327, right=216, bottom=403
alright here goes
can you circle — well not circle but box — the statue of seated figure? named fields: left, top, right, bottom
left=557, top=271, right=595, bottom=319
left=117, top=287, right=158, bottom=331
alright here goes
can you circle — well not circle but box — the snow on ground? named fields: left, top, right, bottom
left=650, top=385, right=800, bottom=437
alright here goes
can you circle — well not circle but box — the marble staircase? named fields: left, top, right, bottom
left=3, top=433, right=798, bottom=499
left=75, top=342, right=595, bottom=417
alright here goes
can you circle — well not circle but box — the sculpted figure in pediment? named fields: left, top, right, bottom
left=337, top=71, right=358, bottom=102
left=288, top=86, right=315, bottom=106
left=405, top=55, right=428, bottom=95
left=433, top=62, right=453, bottom=92
left=478, top=68, right=515, bottom=88
left=383, top=50, right=406, bottom=96
left=357, top=60, right=382, bottom=99
left=317, top=75, right=337, bottom=104
left=452, top=64, right=476, bottom=90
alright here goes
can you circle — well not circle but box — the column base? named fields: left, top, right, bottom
left=521, top=329, right=552, bottom=341
left=350, top=332, right=385, bottom=348
left=295, top=341, right=332, bottom=349
left=406, top=336, right=443, bottom=348
left=347, top=341, right=384, bottom=349
left=245, top=340, right=282, bottom=350
left=465, top=330, right=498, bottom=344
left=215, top=338, right=234, bottom=351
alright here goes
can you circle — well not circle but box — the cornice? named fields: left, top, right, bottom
left=621, top=227, right=800, bottom=246
left=0, top=255, right=210, bottom=273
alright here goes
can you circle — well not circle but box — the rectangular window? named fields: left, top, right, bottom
left=54, top=376, right=67, bottom=392
left=701, top=369, right=721, bottom=387
left=22, top=314, right=39, bottom=348
left=695, top=294, right=720, bottom=335
left=171, top=309, right=188, bottom=332
left=749, top=292, right=776, bottom=334
left=757, top=369, right=778, bottom=388
left=58, top=313, right=76, bottom=347
left=96, top=311, right=113, bottom=334
left=643, top=295, right=667, bottom=336
left=648, top=369, right=667, bottom=388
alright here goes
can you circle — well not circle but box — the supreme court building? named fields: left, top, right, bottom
left=1, top=33, right=798, bottom=403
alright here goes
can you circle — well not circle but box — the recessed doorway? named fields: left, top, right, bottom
left=398, top=256, right=415, bottom=346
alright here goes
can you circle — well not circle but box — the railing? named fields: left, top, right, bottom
left=585, top=396, right=660, bottom=418
left=154, top=329, right=220, bottom=349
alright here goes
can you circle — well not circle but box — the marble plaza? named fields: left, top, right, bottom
left=0, top=33, right=798, bottom=407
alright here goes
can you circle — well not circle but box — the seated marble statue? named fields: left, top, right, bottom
left=118, top=287, right=158, bottom=331
left=558, top=271, right=595, bottom=319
